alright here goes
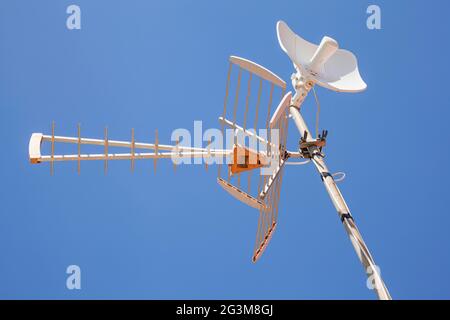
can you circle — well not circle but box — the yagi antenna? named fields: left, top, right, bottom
left=28, top=20, right=391, bottom=300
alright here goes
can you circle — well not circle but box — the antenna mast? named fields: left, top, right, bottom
left=278, top=21, right=391, bottom=300
left=290, top=81, right=391, bottom=300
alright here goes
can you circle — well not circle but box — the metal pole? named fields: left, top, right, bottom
left=289, top=83, right=392, bottom=300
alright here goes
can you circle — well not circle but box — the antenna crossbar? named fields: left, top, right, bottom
left=40, top=134, right=209, bottom=152
left=37, top=151, right=231, bottom=162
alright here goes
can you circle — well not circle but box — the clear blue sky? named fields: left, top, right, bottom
left=1, top=0, right=449, bottom=299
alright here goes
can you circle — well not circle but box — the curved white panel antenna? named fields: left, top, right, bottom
left=277, top=20, right=367, bottom=93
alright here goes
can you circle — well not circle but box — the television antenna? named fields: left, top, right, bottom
left=28, top=21, right=391, bottom=300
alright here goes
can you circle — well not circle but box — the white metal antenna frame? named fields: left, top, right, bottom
left=277, top=21, right=391, bottom=300
left=27, top=20, right=391, bottom=300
